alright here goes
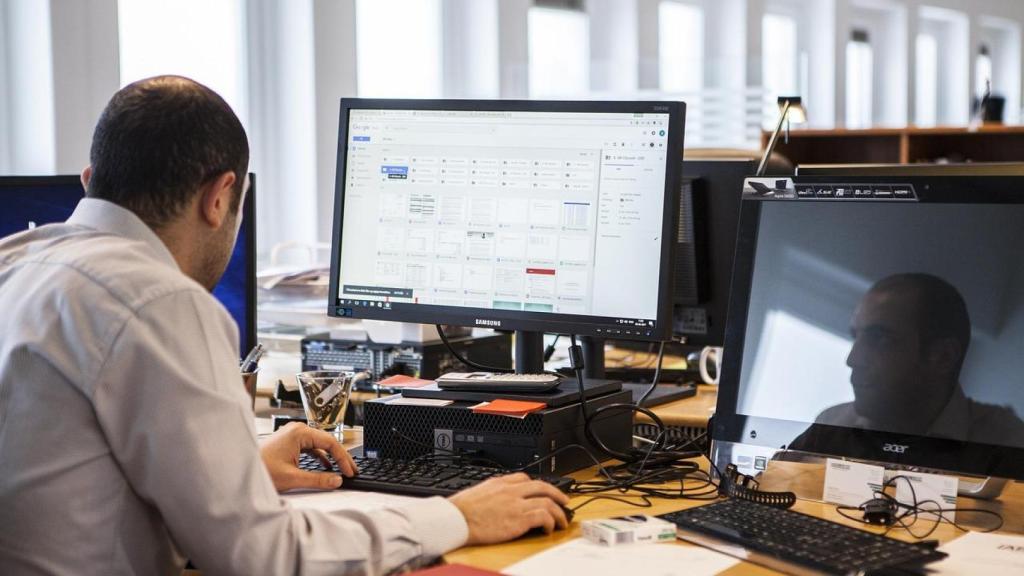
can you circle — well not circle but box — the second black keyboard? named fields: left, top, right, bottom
left=660, top=498, right=947, bottom=575
left=298, top=453, right=573, bottom=497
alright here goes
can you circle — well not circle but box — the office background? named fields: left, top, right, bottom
left=1, top=0, right=1022, bottom=262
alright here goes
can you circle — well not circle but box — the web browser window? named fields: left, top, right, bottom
left=337, top=109, right=671, bottom=324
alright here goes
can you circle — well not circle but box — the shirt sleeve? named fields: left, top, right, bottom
left=90, top=289, right=468, bottom=575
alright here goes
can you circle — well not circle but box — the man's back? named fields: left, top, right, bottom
left=0, top=199, right=473, bottom=576
left=0, top=201, right=231, bottom=574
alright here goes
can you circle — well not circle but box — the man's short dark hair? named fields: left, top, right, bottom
left=86, top=75, right=249, bottom=227
left=872, top=273, right=971, bottom=362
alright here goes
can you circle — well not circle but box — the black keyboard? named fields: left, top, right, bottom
left=298, top=453, right=574, bottom=497
left=660, top=498, right=947, bottom=575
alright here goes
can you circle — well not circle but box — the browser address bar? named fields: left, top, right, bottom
left=385, top=123, right=496, bottom=135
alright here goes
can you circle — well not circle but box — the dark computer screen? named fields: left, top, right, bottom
left=714, top=174, right=1024, bottom=481
left=0, top=176, right=84, bottom=233
left=0, top=175, right=256, bottom=359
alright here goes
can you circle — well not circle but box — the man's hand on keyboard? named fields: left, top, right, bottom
left=259, top=422, right=358, bottom=492
left=448, top=472, right=570, bottom=544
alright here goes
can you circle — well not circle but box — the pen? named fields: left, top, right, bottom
left=240, top=343, right=265, bottom=373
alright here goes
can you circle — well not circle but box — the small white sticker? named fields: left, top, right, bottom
left=823, top=458, right=884, bottom=507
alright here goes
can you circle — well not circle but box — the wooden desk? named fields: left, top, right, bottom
left=255, top=421, right=1021, bottom=574
left=640, top=384, right=718, bottom=429
left=444, top=459, right=1024, bottom=574
left=603, top=346, right=689, bottom=371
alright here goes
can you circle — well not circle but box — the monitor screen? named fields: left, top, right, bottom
left=714, top=175, right=1024, bottom=480
left=329, top=99, right=684, bottom=342
left=0, top=175, right=256, bottom=359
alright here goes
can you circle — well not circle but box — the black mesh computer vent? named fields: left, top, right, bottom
left=364, top=402, right=544, bottom=460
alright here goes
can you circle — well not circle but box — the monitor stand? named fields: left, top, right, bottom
left=883, top=469, right=1009, bottom=500
left=515, top=331, right=610, bottom=376
left=515, top=330, right=546, bottom=374
left=712, top=441, right=1012, bottom=502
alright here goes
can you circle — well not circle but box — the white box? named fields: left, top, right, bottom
left=581, top=515, right=677, bottom=546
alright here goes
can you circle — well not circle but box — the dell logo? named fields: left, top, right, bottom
left=882, top=443, right=909, bottom=454
left=475, top=319, right=501, bottom=327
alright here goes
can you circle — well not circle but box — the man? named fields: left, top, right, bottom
left=0, top=76, right=568, bottom=575
left=813, top=273, right=1024, bottom=443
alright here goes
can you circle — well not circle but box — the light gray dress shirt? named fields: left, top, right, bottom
left=0, top=198, right=468, bottom=575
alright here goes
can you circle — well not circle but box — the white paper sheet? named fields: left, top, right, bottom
left=929, top=531, right=1024, bottom=574
left=504, top=537, right=738, bottom=576
left=388, top=397, right=454, bottom=407
left=284, top=489, right=421, bottom=513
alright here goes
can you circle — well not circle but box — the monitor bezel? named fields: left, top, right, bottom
left=240, top=174, right=257, bottom=357
left=328, top=98, right=684, bottom=341
left=0, top=175, right=85, bottom=189
left=715, top=173, right=1024, bottom=481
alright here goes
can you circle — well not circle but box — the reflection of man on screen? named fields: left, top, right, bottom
left=814, top=273, right=1024, bottom=444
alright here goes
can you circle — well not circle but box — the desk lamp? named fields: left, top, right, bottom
left=756, top=96, right=806, bottom=176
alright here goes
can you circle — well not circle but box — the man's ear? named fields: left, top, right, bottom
left=199, top=172, right=237, bottom=229
left=81, top=165, right=92, bottom=190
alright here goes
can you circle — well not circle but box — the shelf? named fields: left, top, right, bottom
left=764, top=125, right=1024, bottom=165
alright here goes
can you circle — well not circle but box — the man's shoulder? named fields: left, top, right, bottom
left=815, top=402, right=860, bottom=425
left=1, top=224, right=206, bottom=313
left=965, top=398, right=1024, bottom=439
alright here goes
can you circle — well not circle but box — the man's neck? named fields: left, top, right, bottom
left=152, top=223, right=200, bottom=282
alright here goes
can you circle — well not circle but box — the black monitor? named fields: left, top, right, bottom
left=0, top=175, right=257, bottom=359
left=328, top=99, right=685, bottom=372
left=672, top=158, right=753, bottom=347
left=596, top=158, right=752, bottom=377
left=713, top=173, right=1024, bottom=482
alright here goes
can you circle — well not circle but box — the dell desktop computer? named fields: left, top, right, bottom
left=327, top=98, right=685, bottom=473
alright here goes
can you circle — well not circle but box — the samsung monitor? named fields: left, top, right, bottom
left=712, top=173, right=1024, bottom=483
left=328, top=99, right=685, bottom=372
left=0, top=175, right=257, bottom=359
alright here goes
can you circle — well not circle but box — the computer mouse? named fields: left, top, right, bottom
left=523, top=505, right=575, bottom=537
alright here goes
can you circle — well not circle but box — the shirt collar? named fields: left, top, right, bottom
left=67, top=198, right=180, bottom=270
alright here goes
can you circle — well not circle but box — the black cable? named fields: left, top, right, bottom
left=566, top=334, right=708, bottom=471
left=835, top=474, right=1004, bottom=540
left=637, top=341, right=666, bottom=406
left=543, top=334, right=560, bottom=362
left=569, top=494, right=654, bottom=513
left=435, top=324, right=513, bottom=373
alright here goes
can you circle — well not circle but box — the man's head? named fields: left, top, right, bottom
left=83, top=75, right=249, bottom=290
left=845, top=273, right=971, bottom=424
